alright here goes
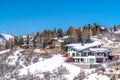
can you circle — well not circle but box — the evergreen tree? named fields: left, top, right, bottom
left=57, top=28, right=63, bottom=37
left=18, top=36, right=24, bottom=48
left=14, top=37, right=19, bottom=46
left=113, top=25, right=117, bottom=31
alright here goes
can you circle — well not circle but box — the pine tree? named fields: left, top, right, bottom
left=18, top=36, right=24, bottom=48
left=14, top=37, right=19, bottom=46
left=57, top=28, right=63, bottom=37
left=113, top=25, right=117, bottom=31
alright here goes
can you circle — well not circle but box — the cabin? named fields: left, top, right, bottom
left=65, top=41, right=111, bottom=64
left=46, top=38, right=65, bottom=50
left=46, top=38, right=56, bottom=49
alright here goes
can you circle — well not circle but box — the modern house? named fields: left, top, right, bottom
left=65, top=41, right=111, bottom=64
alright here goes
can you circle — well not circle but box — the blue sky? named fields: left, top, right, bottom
left=0, top=0, right=120, bottom=36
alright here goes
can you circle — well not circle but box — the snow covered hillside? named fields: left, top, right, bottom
left=1, top=33, right=14, bottom=40
left=0, top=33, right=14, bottom=43
left=0, top=48, right=112, bottom=80
left=91, top=35, right=120, bottom=50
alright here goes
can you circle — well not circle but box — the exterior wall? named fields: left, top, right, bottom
left=55, top=41, right=63, bottom=50
left=67, top=47, right=77, bottom=57
left=67, top=47, right=109, bottom=64
left=73, top=56, right=96, bottom=63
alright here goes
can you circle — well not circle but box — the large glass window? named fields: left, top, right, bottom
left=89, top=58, right=94, bottom=63
left=81, top=52, right=87, bottom=56
left=88, top=52, right=94, bottom=56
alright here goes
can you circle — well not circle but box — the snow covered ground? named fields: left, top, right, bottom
left=0, top=49, right=10, bottom=54
left=84, top=73, right=110, bottom=80
left=18, top=52, right=110, bottom=80
left=1, top=33, right=14, bottom=41
left=19, top=54, right=82, bottom=80
left=0, top=49, right=116, bottom=80
left=91, top=35, right=120, bottom=50
left=6, top=49, right=24, bottom=65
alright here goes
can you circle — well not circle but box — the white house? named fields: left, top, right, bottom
left=65, top=41, right=111, bottom=64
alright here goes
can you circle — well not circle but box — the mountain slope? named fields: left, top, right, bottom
left=0, top=33, right=14, bottom=43
left=0, top=33, right=14, bottom=40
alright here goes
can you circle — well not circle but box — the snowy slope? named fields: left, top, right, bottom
left=18, top=54, right=109, bottom=80
left=0, top=49, right=111, bottom=80
left=19, top=54, right=81, bottom=80
left=6, top=49, right=24, bottom=65
left=0, top=33, right=14, bottom=41
left=0, top=49, right=10, bottom=54
left=84, top=73, right=110, bottom=80
left=0, top=33, right=14, bottom=44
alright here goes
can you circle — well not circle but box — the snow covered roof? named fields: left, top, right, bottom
left=58, top=39, right=64, bottom=43
left=89, top=48, right=111, bottom=52
left=66, top=41, right=102, bottom=51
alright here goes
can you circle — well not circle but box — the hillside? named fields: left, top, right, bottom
left=0, top=48, right=112, bottom=80
left=0, top=33, right=14, bottom=43
left=0, top=25, right=120, bottom=80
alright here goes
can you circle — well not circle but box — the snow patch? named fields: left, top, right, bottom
left=0, top=49, right=10, bottom=54
left=84, top=73, right=110, bottom=80
left=6, top=49, right=24, bottom=65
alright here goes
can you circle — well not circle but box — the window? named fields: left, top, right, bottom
left=96, top=58, right=103, bottom=63
left=88, top=52, right=94, bottom=56
left=68, top=48, right=71, bottom=51
left=73, top=49, right=76, bottom=51
left=89, top=58, right=94, bottom=63
left=97, top=52, right=103, bottom=56
left=74, top=59, right=79, bottom=62
left=81, top=58, right=84, bottom=62
left=81, top=52, right=87, bottom=56
left=72, top=53, right=75, bottom=56
left=76, top=53, right=79, bottom=56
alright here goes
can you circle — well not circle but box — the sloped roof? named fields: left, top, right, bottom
left=89, top=48, right=111, bottom=52
left=65, top=41, right=102, bottom=51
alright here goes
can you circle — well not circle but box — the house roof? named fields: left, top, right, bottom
left=58, top=39, right=64, bottom=43
left=65, top=41, right=102, bottom=51
left=89, top=48, right=111, bottom=52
